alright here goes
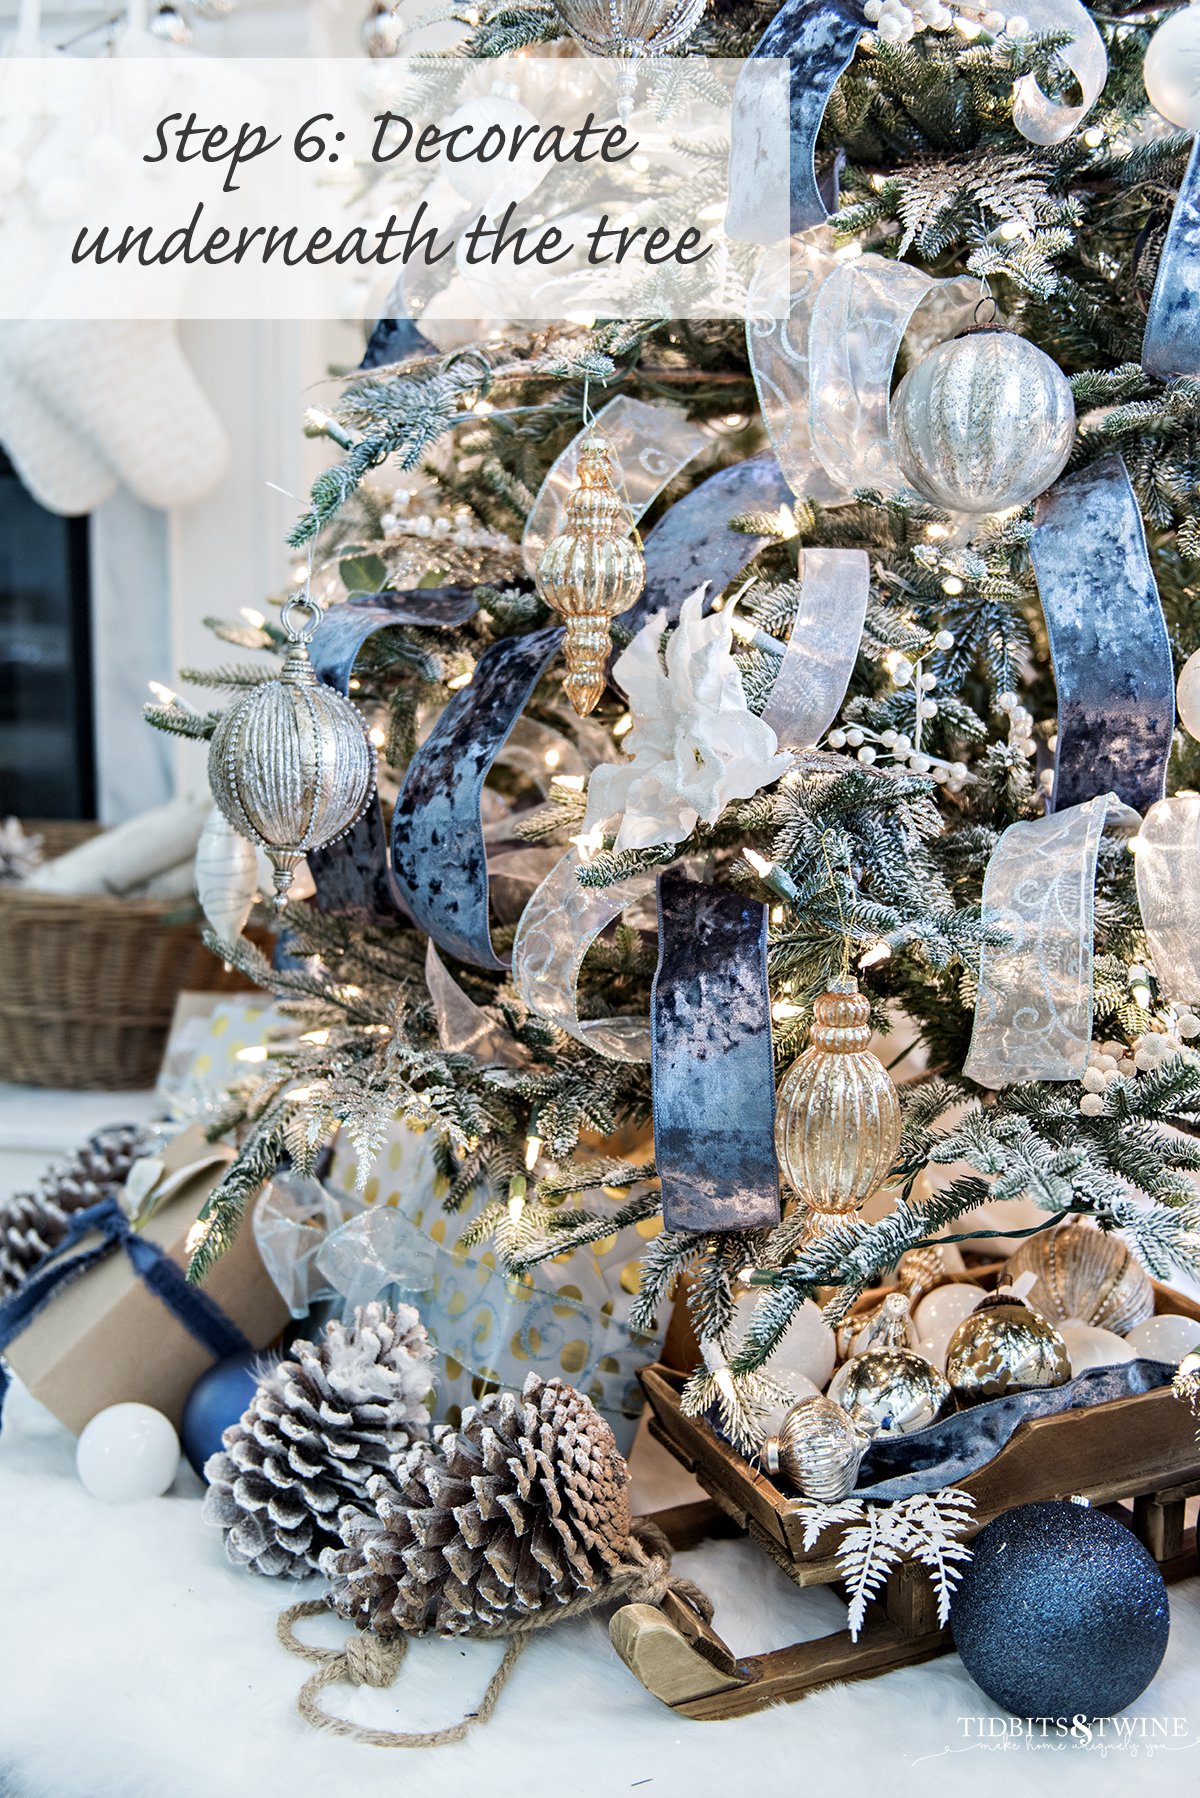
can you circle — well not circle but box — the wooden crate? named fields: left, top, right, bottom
left=616, top=1274, right=1200, bottom=1719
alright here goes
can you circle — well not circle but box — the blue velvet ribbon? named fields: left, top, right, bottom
left=0, top=1197, right=252, bottom=1433
left=619, top=451, right=794, bottom=649
left=1142, top=136, right=1200, bottom=381
left=1030, top=454, right=1174, bottom=815
left=651, top=873, right=782, bottom=1234
left=307, top=589, right=481, bottom=919
left=849, top=1358, right=1175, bottom=1501
left=391, top=626, right=565, bottom=970
left=360, top=317, right=439, bottom=370
left=727, top=0, right=865, bottom=243
left=309, top=454, right=795, bottom=971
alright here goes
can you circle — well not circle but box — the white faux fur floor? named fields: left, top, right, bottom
left=1, top=1375, right=1198, bottom=1798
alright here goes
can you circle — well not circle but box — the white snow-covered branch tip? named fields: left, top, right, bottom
left=796, top=1488, right=976, bottom=1641
left=582, top=583, right=793, bottom=852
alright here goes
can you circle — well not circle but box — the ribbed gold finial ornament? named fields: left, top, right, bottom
left=773, top=978, right=902, bottom=1236
left=207, top=597, right=376, bottom=912
left=533, top=436, right=646, bottom=716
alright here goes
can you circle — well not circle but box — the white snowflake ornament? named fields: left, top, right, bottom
left=581, top=585, right=793, bottom=853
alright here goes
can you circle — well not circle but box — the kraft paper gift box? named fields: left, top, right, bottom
left=4, top=1123, right=290, bottom=1434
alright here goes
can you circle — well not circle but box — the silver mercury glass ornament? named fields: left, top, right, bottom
left=827, top=1293, right=954, bottom=1437
left=890, top=310, right=1076, bottom=517
left=553, top=0, right=708, bottom=117
left=764, top=1394, right=874, bottom=1501
left=207, top=595, right=376, bottom=912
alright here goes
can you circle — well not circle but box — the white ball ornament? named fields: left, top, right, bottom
left=732, top=1292, right=836, bottom=1390
left=891, top=329, right=1076, bottom=516
left=76, top=1403, right=181, bottom=1503
left=1125, top=1313, right=1200, bottom=1363
left=1144, top=4, right=1200, bottom=131
left=1176, top=647, right=1200, bottom=742
left=1057, top=1319, right=1137, bottom=1376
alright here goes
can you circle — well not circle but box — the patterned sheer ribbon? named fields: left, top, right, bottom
left=806, top=253, right=976, bottom=495
left=511, top=548, right=870, bottom=1059
left=521, top=395, right=708, bottom=573
left=746, top=232, right=846, bottom=504
left=963, top=794, right=1138, bottom=1089
left=1135, top=796, right=1200, bottom=1005
left=652, top=873, right=781, bottom=1232
left=1009, top=0, right=1106, bottom=144
left=1143, top=136, right=1200, bottom=380
left=726, top=0, right=865, bottom=242
left=1030, top=455, right=1174, bottom=816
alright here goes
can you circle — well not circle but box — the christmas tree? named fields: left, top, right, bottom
left=150, top=0, right=1200, bottom=1449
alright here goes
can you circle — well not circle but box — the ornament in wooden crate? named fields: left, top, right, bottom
left=944, top=1278, right=1071, bottom=1404
left=1004, top=1217, right=1154, bottom=1335
left=763, top=1393, right=872, bottom=1500
left=533, top=434, right=645, bottom=717
left=208, top=595, right=376, bottom=911
left=773, top=979, right=901, bottom=1236
left=826, top=1294, right=953, bottom=1436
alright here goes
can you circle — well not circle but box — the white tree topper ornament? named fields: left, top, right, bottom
left=582, top=585, right=793, bottom=852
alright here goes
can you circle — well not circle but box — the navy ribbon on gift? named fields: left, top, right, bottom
left=651, top=873, right=782, bottom=1234
left=1031, top=454, right=1175, bottom=815
left=1142, top=136, right=1200, bottom=381
left=0, top=1198, right=251, bottom=1433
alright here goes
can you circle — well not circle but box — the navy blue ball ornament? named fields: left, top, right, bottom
left=181, top=1352, right=266, bottom=1477
left=951, top=1500, right=1169, bottom=1720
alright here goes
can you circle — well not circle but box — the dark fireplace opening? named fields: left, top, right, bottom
left=0, top=450, right=95, bottom=821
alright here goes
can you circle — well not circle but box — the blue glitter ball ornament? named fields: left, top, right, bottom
left=951, top=1500, right=1169, bottom=1720
left=181, top=1352, right=264, bottom=1477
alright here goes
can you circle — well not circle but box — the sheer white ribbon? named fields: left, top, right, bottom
left=521, top=394, right=708, bottom=574
left=1135, top=795, right=1200, bottom=1005
left=964, top=794, right=1139, bottom=1088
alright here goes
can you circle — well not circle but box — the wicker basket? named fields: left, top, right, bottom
left=0, top=821, right=256, bottom=1090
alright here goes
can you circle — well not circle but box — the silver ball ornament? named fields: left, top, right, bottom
left=891, top=329, right=1075, bottom=516
left=826, top=1293, right=954, bottom=1436
left=207, top=598, right=376, bottom=912
left=763, top=1394, right=874, bottom=1500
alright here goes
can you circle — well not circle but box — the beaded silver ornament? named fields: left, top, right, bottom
left=207, top=595, right=376, bottom=912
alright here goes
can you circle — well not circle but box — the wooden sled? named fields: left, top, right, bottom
left=612, top=1276, right=1200, bottom=1720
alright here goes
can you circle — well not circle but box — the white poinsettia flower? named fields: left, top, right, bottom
left=583, top=585, right=793, bottom=852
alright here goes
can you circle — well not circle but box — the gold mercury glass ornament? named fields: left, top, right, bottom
left=207, top=596, right=376, bottom=912
left=826, top=1293, right=954, bottom=1436
left=773, top=978, right=902, bottom=1237
left=533, top=435, right=646, bottom=717
left=944, top=1281, right=1071, bottom=1405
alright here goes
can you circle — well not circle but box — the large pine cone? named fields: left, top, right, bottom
left=0, top=1124, right=148, bottom=1299
left=203, top=1303, right=434, bottom=1579
left=322, top=1372, right=633, bottom=1638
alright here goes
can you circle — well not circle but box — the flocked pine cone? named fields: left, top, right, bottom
left=322, top=1372, right=633, bottom=1638
left=203, top=1302, right=434, bottom=1580
left=0, top=1123, right=148, bottom=1299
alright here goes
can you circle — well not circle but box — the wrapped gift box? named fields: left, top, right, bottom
left=5, top=1123, right=290, bottom=1433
